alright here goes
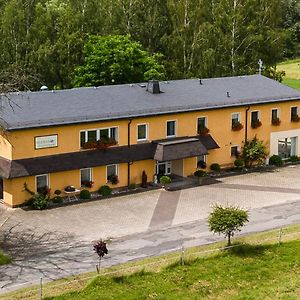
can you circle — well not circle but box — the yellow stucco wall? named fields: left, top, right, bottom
left=0, top=131, right=12, bottom=160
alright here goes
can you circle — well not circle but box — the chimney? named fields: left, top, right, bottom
left=227, top=91, right=230, bottom=97
left=146, top=80, right=160, bottom=94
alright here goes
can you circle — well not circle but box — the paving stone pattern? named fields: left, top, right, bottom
left=1, top=166, right=300, bottom=293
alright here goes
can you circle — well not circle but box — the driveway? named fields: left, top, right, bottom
left=1, top=165, right=300, bottom=293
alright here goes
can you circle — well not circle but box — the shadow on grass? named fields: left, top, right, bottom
left=112, top=269, right=152, bottom=284
left=226, top=243, right=270, bottom=258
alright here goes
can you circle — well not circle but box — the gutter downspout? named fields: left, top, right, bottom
left=245, top=106, right=250, bottom=143
left=127, top=119, right=133, bottom=188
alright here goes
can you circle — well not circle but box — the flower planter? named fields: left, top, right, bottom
left=271, top=118, right=281, bottom=126
left=251, top=120, right=262, bottom=129
left=231, top=122, right=243, bottom=131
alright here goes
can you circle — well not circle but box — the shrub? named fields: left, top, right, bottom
left=242, top=137, right=268, bottom=168
left=80, top=189, right=91, bottom=199
left=28, top=193, right=49, bottom=210
left=159, top=176, right=171, bottom=185
left=210, top=163, right=221, bottom=172
left=98, top=185, right=112, bottom=196
left=54, top=189, right=61, bottom=195
left=269, top=155, right=283, bottom=167
left=194, top=170, right=207, bottom=177
left=289, top=155, right=299, bottom=162
left=52, top=196, right=63, bottom=204
left=129, top=183, right=136, bottom=190
left=234, top=159, right=244, bottom=168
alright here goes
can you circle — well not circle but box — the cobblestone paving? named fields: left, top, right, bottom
left=1, top=166, right=300, bottom=293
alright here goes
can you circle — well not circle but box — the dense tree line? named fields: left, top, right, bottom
left=0, top=0, right=295, bottom=90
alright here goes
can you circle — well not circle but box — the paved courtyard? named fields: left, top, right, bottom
left=1, top=165, right=300, bottom=293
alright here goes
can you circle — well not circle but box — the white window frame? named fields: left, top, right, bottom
left=251, top=110, right=260, bottom=123
left=80, top=168, right=92, bottom=187
left=197, top=116, right=208, bottom=131
left=230, top=145, right=240, bottom=157
left=106, top=164, right=118, bottom=181
left=231, top=112, right=241, bottom=124
left=35, top=174, right=50, bottom=193
left=291, top=106, right=298, bottom=118
left=80, top=126, right=119, bottom=148
left=166, top=120, right=177, bottom=138
left=271, top=108, right=280, bottom=121
left=137, top=123, right=148, bottom=141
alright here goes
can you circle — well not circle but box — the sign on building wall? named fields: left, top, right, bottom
left=35, top=135, right=58, bottom=149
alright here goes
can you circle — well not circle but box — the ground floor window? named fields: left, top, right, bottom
left=36, top=174, right=49, bottom=194
left=80, top=168, right=93, bottom=188
left=156, top=161, right=172, bottom=176
left=231, top=146, right=240, bottom=157
left=197, top=155, right=207, bottom=168
left=278, top=137, right=297, bottom=159
left=107, top=164, right=119, bottom=184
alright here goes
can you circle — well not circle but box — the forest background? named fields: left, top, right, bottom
left=0, top=0, right=299, bottom=90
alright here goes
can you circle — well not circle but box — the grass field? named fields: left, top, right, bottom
left=278, top=58, right=300, bottom=90
left=46, top=240, right=300, bottom=300
left=0, top=250, right=11, bottom=265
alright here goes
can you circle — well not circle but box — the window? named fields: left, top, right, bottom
left=271, top=109, right=279, bottom=121
left=166, top=120, right=176, bottom=137
left=197, top=117, right=207, bottom=132
left=197, top=155, right=207, bottom=168
left=137, top=124, right=148, bottom=141
left=231, top=146, right=239, bottom=157
left=291, top=106, right=298, bottom=120
left=251, top=111, right=259, bottom=123
left=107, top=164, right=119, bottom=184
left=80, top=168, right=92, bottom=187
left=36, top=174, right=49, bottom=194
left=80, top=127, right=118, bottom=148
left=231, top=113, right=240, bottom=126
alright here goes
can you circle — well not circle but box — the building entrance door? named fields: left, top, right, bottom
left=156, top=161, right=172, bottom=176
left=278, top=137, right=297, bottom=159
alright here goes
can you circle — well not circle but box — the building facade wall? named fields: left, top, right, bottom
left=3, top=99, right=300, bottom=206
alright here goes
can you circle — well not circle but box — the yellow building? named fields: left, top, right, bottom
left=1, top=75, right=300, bottom=207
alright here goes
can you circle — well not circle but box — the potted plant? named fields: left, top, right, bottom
left=231, top=122, right=243, bottom=131
left=271, top=118, right=281, bottom=126
left=291, top=115, right=300, bottom=122
left=198, top=126, right=210, bottom=136
left=159, top=175, right=171, bottom=189
left=194, top=170, right=207, bottom=185
left=251, top=120, right=262, bottom=129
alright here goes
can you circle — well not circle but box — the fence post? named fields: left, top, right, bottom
left=40, top=277, right=43, bottom=300
left=278, top=228, right=283, bottom=245
left=180, top=246, right=185, bottom=266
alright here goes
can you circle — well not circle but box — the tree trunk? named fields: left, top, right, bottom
left=227, top=232, right=231, bottom=246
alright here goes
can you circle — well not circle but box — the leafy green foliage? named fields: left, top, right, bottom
left=0, top=250, right=11, bottom=265
left=98, top=185, right=112, bottom=196
left=193, top=170, right=207, bottom=177
left=79, top=189, right=91, bottom=200
left=73, top=35, right=165, bottom=87
left=242, top=137, right=268, bottom=168
left=269, top=154, right=284, bottom=166
left=234, top=158, right=244, bottom=168
left=52, top=196, right=63, bottom=204
left=159, top=176, right=171, bottom=185
left=210, top=163, right=221, bottom=172
left=27, top=193, right=49, bottom=210
left=208, top=205, right=249, bottom=246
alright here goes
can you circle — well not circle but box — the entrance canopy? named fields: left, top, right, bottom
left=153, top=135, right=219, bottom=162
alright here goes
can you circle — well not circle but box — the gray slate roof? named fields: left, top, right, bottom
left=2, top=75, right=300, bottom=130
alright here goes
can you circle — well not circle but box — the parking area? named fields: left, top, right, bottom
left=1, top=165, right=300, bottom=292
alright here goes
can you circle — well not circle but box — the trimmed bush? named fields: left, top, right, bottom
left=28, top=194, right=49, bottom=210
left=210, top=163, right=221, bottom=172
left=234, top=159, right=244, bottom=168
left=52, top=196, right=63, bottom=204
left=269, top=155, right=283, bottom=167
left=80, top=189, right=91, bottom=199
left=194, top=170, right=207, bottom=177
left=289, top=155, right=299, bottom=162
left=54, top=189, right=62, bottom=195
left=98, top=185, right=112, bottom=196
left=159, top=176, right=171, bottom=185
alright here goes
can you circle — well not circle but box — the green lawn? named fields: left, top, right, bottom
left=278, top=58, right=300, bottom=90
left=0, top=250, right=11, bottom=265
left=47, top=240, right=300, bottom=300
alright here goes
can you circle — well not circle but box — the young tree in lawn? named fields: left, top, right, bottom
left=93, top=240, right=108, bottom=273
left=73, top=35, right=165, bottom=87
left=241, top=137, right=268, bottom=168
left=208, top=205, right=249, bottom=246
